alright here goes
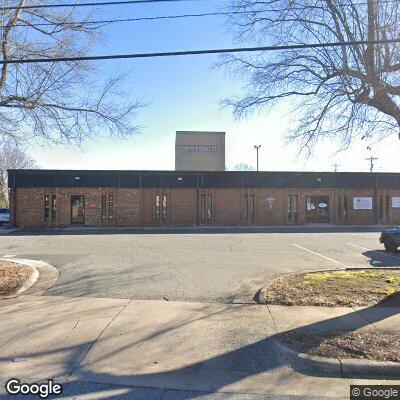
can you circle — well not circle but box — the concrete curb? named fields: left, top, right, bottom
left=271, top=337, right=400, bottom=379
left=0, top=228, right=17, bottom=235
left=261, top=269, right=400, bottom=378
left=15, top=266, right=39, bottom=295
left=271, top=338, right=342, bottom=376
left=5, top=225, right=396, bottom=236
left=254, top=287, right=268, bottom=304
left=0, top=258, right=59, bottom=297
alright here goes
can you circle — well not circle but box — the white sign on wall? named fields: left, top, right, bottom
left=266, top=197, right=275, bottom=209
left=392, top=197, right=400, bottom=209
left=353, top=197, right=373, bottom=210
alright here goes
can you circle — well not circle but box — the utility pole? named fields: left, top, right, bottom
left=366, top=156, right=378, bottom=172
left=332, top=164, right=340, bottom=172
left=254, top=145, right=261, bottom=171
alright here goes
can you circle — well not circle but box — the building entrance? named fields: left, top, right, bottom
left=243, top=194, right=255, bottom=225
left=71, top=195, right=85, bottom=224
left=200, top=194, right=213, bottom=225
left=305, top=196, right=330, bottom=223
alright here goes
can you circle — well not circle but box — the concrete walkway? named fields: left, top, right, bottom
left=0, top=295, right=399, bottom=399
left=4, top=225, right=395, bottom=236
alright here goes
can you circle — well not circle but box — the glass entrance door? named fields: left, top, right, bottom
left=243, top=195, right=255, bottom=225
left=305, top=196, right=330, bottom=223
left=200, top=194, right=213, bottom=225
left=71, top=195, right=85, bottom=224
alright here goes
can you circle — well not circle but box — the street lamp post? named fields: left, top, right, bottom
left=254, top=145, right=261, bottom=171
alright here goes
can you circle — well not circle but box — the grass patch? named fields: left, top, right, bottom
left=265, top=269, right=400, bottom=307
left=386, top=275, right=400, bottom=285
left=303, top=270, right=380, bottom=281
left=279, top=331, right=400, bottom=363
left=0, top=260, right=32, bottom=296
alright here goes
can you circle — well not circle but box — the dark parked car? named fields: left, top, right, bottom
left=0, top=208, right=10, bottom=226
left=380, top=227, right=400, bottom=252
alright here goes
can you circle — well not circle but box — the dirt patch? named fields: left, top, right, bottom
left=265, top=270, right=400, bottom=307
left=279, top=331, right=400, bottom=363
left=0, top=260, right=32, bottom=296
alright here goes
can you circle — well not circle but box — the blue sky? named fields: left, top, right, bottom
left=29, top=0, right=400, bottom=172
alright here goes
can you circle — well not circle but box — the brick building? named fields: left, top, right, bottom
left=8, top=169, right=400, bottom=228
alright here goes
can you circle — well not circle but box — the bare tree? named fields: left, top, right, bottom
left=233, top=163, right=255, bottom=171
left=0, top=142, right=37, bottom=207
left=223, top=0, right=400, bottom=153
left=0, top=0, right=140, bottom=145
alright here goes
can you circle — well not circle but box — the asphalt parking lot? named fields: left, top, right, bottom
left=1, top=227, right=399, bottom=302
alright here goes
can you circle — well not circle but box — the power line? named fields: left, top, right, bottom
left=0, top=0, right=198, bottom=12
left=10, top=11, right=270, bottom=29
left=366, top=156, right=378, bottom=172
left=1, top=0, right=398, bottom=31
left=1, top=37, right=400, bottom=65
left=0, top=0, right=398, bottom=13
left=332, top=163, right=340, bottom=172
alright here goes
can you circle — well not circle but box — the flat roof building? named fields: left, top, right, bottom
left=175, top=131, right=225, bottom=171
left=8, top=169, right=400, bottom=228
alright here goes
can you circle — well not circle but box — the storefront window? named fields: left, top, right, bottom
left=155, top=195, right=160, bottom=219
left=109, top=194, right=113, bottom=219
left=101, top=195, right=107, bottom=220
left=206, top=195, right=212, bottom=220
left=293, top=195, right=298, bottom=221
left=201, top=195, right=213, bottom=221
left=44, top=195, right=50, bottom=220
left=51, top=195, right=57, bottom=220
left=244, top=195, right=254, bottom=221
left=162, top=195, right=167, bottom=220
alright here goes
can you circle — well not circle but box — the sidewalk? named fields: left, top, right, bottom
left=0, top=294, right=398, bottom=399
left=3, top=224, right=395, bottom=236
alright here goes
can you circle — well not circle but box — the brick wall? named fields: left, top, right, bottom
left=257, top=189, right=286, bottom=225
left=11, top=186, right=400, bottom=228
left=169, top=189, right=197, bottom=226
left=14, top=188, right=46, bottom=228
left=213, top=189, right=242, bottom=225
left=113, top=189, right=142, bottom=227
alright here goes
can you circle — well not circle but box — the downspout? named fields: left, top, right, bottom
left=13, top=188, right=17, bottom=227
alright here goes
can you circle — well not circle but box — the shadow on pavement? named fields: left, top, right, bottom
left=1, top=295, right=399, bottom=399
left=363, top=250, right=400, bottom=268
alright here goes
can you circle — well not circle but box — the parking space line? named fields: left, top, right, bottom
left=292, top=244, right=347, bottom=266
left=347, top=243, right=400, bottom=261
